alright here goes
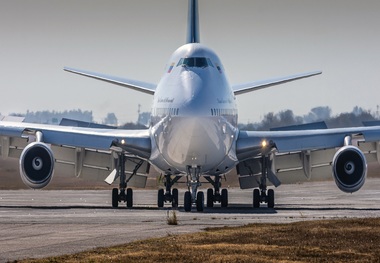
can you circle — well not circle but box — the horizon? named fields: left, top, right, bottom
left=4, top=104, right=379, bottom=127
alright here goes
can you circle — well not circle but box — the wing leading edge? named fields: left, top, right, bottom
left=64, top=67, right=156, bottom=95
left=236, top=126, right=380, bottom=194
left=0, top=121, right=151, bottom=159
left=233, top=71, right=322, bottom=95
left=236, top=126, right=380, bottom=161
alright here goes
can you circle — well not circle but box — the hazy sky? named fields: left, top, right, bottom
left=1, top=0, right=380, bottom=124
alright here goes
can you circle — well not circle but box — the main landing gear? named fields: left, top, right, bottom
left=253, top=155, right=275, bottom=208
left=111, top=153, right=144, bottom=208
left=157, top=174, right=181, bottom=208
left=205, top=175, right=228, bottom=208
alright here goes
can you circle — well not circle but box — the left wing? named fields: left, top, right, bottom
left=232, top=71, right=322, bottom=95
left=237, top=126, right=380, bottom=157
left=236, top=126, right=380, bottom=192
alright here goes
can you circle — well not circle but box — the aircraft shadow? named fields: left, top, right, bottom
left=0, top=204, right=378, bottom=214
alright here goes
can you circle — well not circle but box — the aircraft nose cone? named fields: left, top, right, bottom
left=155, top=117, right=234, bottom=172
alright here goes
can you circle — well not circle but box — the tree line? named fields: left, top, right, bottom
left=8, top=106, right=379, bottom=131
left=239, top=106, right=379, bottom=131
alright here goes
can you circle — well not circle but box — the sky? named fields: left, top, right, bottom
left=1, top=0, right=380, bottom=124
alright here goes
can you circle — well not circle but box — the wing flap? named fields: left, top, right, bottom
left=1, top=136, right=28, bottom=159
left=52, top=144, right=149, bottom=187
left=274, top=149, right=335, bottom=171
left=358, top=141, right=380, bottom=164
left=276, top=165, right=332, bottom=184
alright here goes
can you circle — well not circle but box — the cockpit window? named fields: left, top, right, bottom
left=177, top=57, right=214, bottom=68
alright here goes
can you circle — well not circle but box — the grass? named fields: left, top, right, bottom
left=19, top=217, right=380, bottom=263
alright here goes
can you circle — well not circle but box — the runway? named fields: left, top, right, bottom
left=1, top=178, right=380, bottom=262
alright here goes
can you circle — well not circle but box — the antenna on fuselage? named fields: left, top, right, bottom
left=186, top=0, right=200, bottom=43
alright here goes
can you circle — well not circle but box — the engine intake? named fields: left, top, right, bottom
left=332, top=145, right=367, bottom=193
left=19, top=142, right=55, bottom=189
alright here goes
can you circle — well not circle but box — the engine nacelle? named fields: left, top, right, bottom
left=332, top=145, right=367, bottom=193
left=19, top=142, right=55, bottom=189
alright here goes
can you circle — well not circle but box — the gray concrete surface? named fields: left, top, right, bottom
left=1, top=178, right=380, bottom=262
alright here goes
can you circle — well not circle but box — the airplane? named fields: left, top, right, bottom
left=1, top=0, right=380, bottom=212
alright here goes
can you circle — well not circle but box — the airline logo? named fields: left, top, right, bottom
left=167, top=62, right=175, bottom=73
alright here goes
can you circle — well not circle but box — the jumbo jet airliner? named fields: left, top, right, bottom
left=1, top=0, right=380, bottom=212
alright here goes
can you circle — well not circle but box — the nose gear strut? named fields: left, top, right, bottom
left=184, top=165, right=204, bottom=212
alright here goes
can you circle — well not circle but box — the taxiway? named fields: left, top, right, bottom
left=1, top=178, right=380, bottom=262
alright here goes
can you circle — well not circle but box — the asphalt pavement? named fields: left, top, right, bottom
left=1, top=178, right=380, bottom=262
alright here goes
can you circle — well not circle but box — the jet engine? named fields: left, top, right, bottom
left=19, top=142, right=55, bottom=189
left=332, top=145, right=367, bottom=193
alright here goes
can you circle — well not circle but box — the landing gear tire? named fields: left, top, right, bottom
left=207, top=188, right=214, bottom=208
left=221, top=188, right=228, bottom=207
left=158, top=189, right=164, bottom=208
left=253, top=189, right=260, bottom=208
left=112, top=188, right=119, bottom=208
left=267, top=189, right=275, bottom=208
left=196, top=191, right=204, bottom=212
left=184, top=191, right=192, bottom=212
left=172, top=188, right=179, bottom=208
left=126, top=188, right=133, bottom=208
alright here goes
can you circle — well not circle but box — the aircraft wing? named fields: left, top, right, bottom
left=236, top=126, right=380, bottom=192
left=237, top=126, right=380, bottom=159
left=232, top=71, right=322, bottom=95
left=236, top=126, right=380, bottom=189
left=0, top=121, right=151, bottom=157
left=64, top=67, right=156, bottom=95
left=0, top=121, right=151, bottom=184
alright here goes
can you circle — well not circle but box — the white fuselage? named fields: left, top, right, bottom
left=149, top=43, right=239, bottom=175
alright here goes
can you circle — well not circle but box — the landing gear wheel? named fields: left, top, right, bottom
left=158, top=189, right=164, bottom=208
left=207, top=188, right=214, bottom=207
left=126, top=188, right=133, bottom=208
left=172, top=188, right=179, bottom=208
left=112, top=188, right=119, bottom=208
left=221, top=188, right=228, bottom=207
left=253, top=189, right=260, bottom=208
left=267, top=189, right=275, bottom=208
left=196, top=191, right=204, bottom=212
left=184, top=191, right=192, bottom=212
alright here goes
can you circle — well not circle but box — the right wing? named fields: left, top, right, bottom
left=64, top=67, right=156, bottom=95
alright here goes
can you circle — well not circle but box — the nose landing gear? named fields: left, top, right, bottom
left=184, top=166, right=204, bottom=212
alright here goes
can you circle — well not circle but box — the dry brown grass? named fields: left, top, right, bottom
left=19, top=217, right=380, bottom=263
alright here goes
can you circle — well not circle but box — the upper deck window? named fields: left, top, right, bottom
left=177, top=57, right=214, bottom=68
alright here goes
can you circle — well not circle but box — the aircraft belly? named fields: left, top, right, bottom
left=151, top=117, right=237, bottom=173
